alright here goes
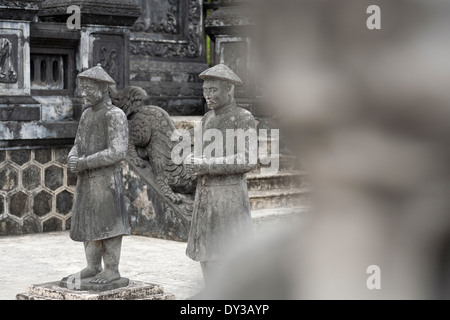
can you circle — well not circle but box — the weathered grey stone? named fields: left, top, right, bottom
left=0, top=167, right=18, bottom=191
left=0, top=195, right=4, bottom=215
left=0, top=150, right=5, bottom=163
left=54, top=148, right=69, bottom=165
left=34, top=149, right=51, bottom=164
left=66, top=169, right=77, bottom=186
left=9, top=191, right=29, bottom=218
left=0, top=216, right=21, bottom=236
left=33, top=190, right=52, bottom=217
left=129, top=0, right=207, bottom=116
left=65, top=64, right=129, bottom=286
left=55, top=190, right=73, bottom=215
left=22, top=165, right=41, bottom=191
left=22, top=215, right=41, bottom=234
left=0, top=121, right=79, bottom=142
left=0, top=107, right=40, bottom=121
left=110, top=85, right=199, bottom=241
left=10, top=149, right=30, bottom=166
left=44, top=165, right=63, bottom=191
left=185, top=64, right=257, bottom=285
left=0, top=0, right=41, bottom=21
left=43, top=217, right=62, bottom=232
left=60, top=277, right=129, bottom=292
left=122, top=161, right=191, bottom=242
left=16, top=280, right=173, bottom=300
left=39, top=0, right=141, bottom=27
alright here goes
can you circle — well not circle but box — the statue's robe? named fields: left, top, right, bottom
left=186, top=102, right=257, bottom=261
left=68, top=101, right=130, bottom=241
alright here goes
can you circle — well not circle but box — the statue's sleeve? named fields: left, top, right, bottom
left=82, top=109, right=129, bottom=170
left=68, top=112, right=85, bottom=160
left=207, top=112, right=258, bottom=176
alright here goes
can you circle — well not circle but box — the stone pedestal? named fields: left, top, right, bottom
left=16, top=280, right=175, bottom=300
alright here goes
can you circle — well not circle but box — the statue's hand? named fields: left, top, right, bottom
left=68, top=156, right=79, bottom=173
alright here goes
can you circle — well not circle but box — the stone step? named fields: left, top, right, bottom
left=251, top=206, right=310, bottom=232
left=253, top=154, right=300, bottom=173
left=248, top=188, right=310, bottom=210
left=246, top=170, right=309, bottom=191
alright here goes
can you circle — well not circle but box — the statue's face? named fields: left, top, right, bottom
left=80, top=79, right=107, bottom=107
left=203, top=79, right=234, bottom=110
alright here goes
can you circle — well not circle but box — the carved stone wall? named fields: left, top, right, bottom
left=130, top=0, right=208, bottom=116
left=0, top=148, right=189, bottom=241
left=0, top=148, right=75, bottom=236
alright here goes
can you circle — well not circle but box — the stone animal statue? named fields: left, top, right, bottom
left=109, top=86, right=197, bottom=206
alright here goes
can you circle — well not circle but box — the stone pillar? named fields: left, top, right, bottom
left=129, top=0, right=208, bottom=115
left=0, top=1, right=42, bottom=122
left=38, top=0, right=141, bottom=92
left=205, top=5, right=262, bottom=115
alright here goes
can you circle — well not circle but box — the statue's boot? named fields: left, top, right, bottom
left=90, top=236, right=122, bottom=284
left=63, top=240, right=103, bottom=283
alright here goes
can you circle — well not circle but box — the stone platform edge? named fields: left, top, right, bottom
left=16, top=280, right=176, bottom=300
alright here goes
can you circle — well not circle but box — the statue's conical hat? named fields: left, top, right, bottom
left=77, top=63, right=116, bottom=85
left=199, top=62, right=243, bottom=86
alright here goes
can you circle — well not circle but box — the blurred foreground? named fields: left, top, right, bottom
left=200, top=0, right=450, bottom=299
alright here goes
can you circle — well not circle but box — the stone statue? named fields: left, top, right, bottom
left=0, top=38, right=17, bottom=83
left=109, top=86, right=196, bottom=207
left=185, top=63, right=257, bottom=285
left=64, top=64, right=129, bottom=287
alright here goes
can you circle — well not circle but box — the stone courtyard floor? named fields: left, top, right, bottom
left=0, top=232, right=203, bottom=300
left=0, top=207, right=307, bottom=300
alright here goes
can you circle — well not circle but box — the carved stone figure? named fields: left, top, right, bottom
left=185, top=63, right=257, bottom=285
left=64, top=64, right=129, bottom=287
left=0, top=38, right=17, bottom=83
left=110, top=86, right=197, bottom=206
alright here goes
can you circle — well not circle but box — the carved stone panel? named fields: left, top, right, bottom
left=132, top=0, right=182, bottom=35
left=0, top=21, right=29, bottom=96
left=130, top=0, right=202, bottom=59
left=92, top=34, right=125, bottom=89
left=0, top=35, right=18, bottom=83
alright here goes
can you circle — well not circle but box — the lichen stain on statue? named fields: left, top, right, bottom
left=62, top=64, right=130, bottom=290
left=110, top=85, right=197, bottom=221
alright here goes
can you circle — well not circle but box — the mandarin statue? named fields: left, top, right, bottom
left=64, top=64, right=130, bottom=288
left=184, top=63, right=258, bottom=286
